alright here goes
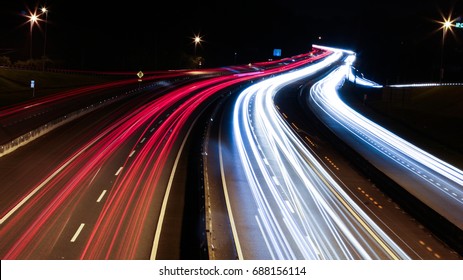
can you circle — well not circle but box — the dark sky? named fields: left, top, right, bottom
left=1, top=0, right=462, bottom=82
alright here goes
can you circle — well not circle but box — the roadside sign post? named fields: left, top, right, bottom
left=137, top=71, right=144, bottom=89
left=30, top=80, right=35, bottom=97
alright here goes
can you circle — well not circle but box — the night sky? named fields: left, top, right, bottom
left=1, top=0, right=462, bottom=83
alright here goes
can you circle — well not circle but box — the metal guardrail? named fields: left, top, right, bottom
left=0, top=82, right=170, bottom=158
left=1, top=100, right=110, bottom=157
left=388, top=82, right=463, bottom=88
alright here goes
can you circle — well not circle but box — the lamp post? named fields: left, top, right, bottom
left=41, top=6, right=49, bottom=70
left=194, top=35, right=201, bottom=57
left=27, top=10, right=40, bottom=60
left=440, top=19, right=452, bottom=83
left=193, top=33, right=202, bottom=68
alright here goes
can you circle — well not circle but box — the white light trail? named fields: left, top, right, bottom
left=231, top=51, right=410, bottom=259
left=309, top=49, right=463, bottom=231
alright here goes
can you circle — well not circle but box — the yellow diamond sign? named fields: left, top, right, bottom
left=137, top=71, right=144, bottom=79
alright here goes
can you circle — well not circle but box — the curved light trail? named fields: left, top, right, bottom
left=0, top=50, right=327, bottom=259
left=230, top=51, right=410, bottom=259
left=0, top=73, right=252, bottom=259
left=308, top=47, right=463, bottom=231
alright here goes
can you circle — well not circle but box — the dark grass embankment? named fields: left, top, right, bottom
left=337, top=82, right=463, bottom=256
left=0, top=68, right=124, bottom=107
left=340, top=83, right=463, bottom=169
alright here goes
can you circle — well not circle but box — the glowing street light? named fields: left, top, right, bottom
left=25, top=9, right=41, bottom=60
left=192, top=33, right=203, bottom=68
left=440, top=17, right=453, bottom=83
left=444, top=20, right=452, bottom=29
left=41, top=6, right=49, bottom=70
left=193, top=34, right=202, bottom=57
left=27, top=12, right=39, bottom=31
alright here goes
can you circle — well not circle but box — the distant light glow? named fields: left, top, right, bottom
left=444, top=20, right=452, bottom=29
left=27, top=12, right=39, bottom=30
left=30, top=14, right=38, bottom=22
left=22, top=7, right=42, bottom=32
left=193, top=33, right=203, bottom=46
left=344, top=57, right=382, bottom=88
left=313, top=44, right=355, bottom=55
left=344, top=54, right=356, bottom=65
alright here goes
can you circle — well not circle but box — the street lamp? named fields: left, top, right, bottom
left=440, top=18, right=452, bottom=83
left=25, top=9, right=40, bottom=60
left=193, top=34, right=202, bottom=57
left=192, top=33, right=203, bottom=68
left=41, top=6, right=49, bottom=70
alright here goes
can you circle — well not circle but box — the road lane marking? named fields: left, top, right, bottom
left=0, top=134, right=105, bottom=225
left=96, top=190, right=107, bottom=203
left=305, top=155, right=402, bottom=259
left=115, top=167, right=123, bottom=176
left=219, top=125, right=244, bottom=260
left=291, top=122, right=299, bottom=131
left=70, top=223, right=85, bottom=242
left=89, top=167, right=102, bottom=185
left=151, top=120, right=195, bottom=260
left=255, top=215, right=275, bottom=259
left=129, top=150, right=136, bottom=157
left=272, top=176, right=280, bottom=186
left=285, top=200, right=295, bottom=213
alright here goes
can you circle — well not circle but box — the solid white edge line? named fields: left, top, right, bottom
left=150, top=123, right=195, bottom=260
left=0, top=135, right=104, bottom=225
left=219, top=124, right=244, bottom=260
